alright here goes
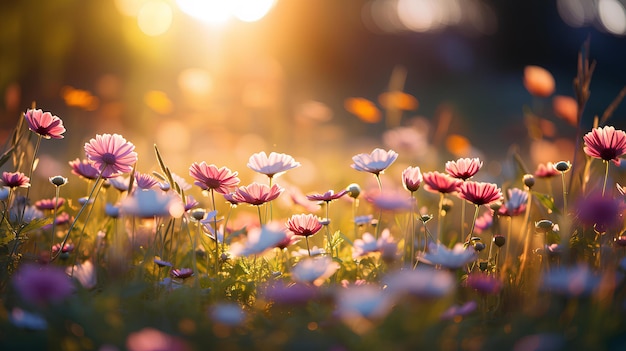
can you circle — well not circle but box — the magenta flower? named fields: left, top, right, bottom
left=458, top=181, right=502, bottom=206
left=351, top=148, right=398, bottom=175
left=465, top=272, right=502, bottom=294
left=232, top=183, right=283, bottom=206
left=84, top=134, right=138, bottom=178
left=306, top=189, right=348, bottom=202
left=423, top=171, right=462, bottom=194
left=189, top=162, right=240, bottom=194
left=286, top=213, right=323, bottom=237
left=402, top=166, right=423, bottom=192
left=69, top=158, right=100, bottom=180
left=445, top=157, right=483, bottom=180
left=583, top=125, right=626, bottom=163
left=247, top=151, right=301, bottom=178
left=0, top=171, right=30, bottom=189
left=24, top=108, right=65, bottom=139
left=12, top=264, right=74, bottom=305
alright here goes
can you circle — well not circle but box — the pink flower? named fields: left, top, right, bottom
left=465, top=273, right=502, bottom=294
left=134, top=172, right=159, bottom=190
left=352, top=229, right=397, bottom=259
left=473, top=211, right=493, bottom=234
left=583, top=126, right=626, bottom=163
left=423, top=171, right=461, bottom=194
left=24, top=109, right=65, bottom=139
left=498, top=188, right=528, bottom=216
left=12, top=264, right=74, bottom=305
left=367, top=190, right=413, bottom=211
left=445, top=157, right=483, bottom=180
left=69, top=158, right=100, bottom=180
left=247, top=151, right=300, bottom=178
left=34, top=197, right=65, bottom=210
left=402, top=166, right=423, bottom=192
left=291, top=256, right=340, bottom=286
left=232, top=183, right=283, bottom=206
left=84, top=134, right=138, bottom=178
left=534, top=162, right=560, bottom=178
left=275, top=230, right=301, bottom=250
left=0, top=171, right=30, bottom=189
left=286, top=213, right=323, bottom=237
left=458, top=181, right=502, bottom=206
left=351, top=148, right=398, bottom=175
left=189, top=162, right=240, bottom=194
left=306, top=189, right=348, bottom=202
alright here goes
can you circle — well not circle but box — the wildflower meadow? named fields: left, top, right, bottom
left=3, top=43, right=626, bottom=351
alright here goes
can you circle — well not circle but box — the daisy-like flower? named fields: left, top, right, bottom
left=170, top=268, right=194, bottom=279
left=534, top=162, right=560, bottom=178
left=473, top=211, right=493, bottom=234
left=120, top=189, right=184, bottom=218
left=306, top=189, right=348, bottom=203
left=286, top=214, right=323, bottom=237
left=34, top=197, right=65, bottom=210
left=24, top=109, right=66, bottom=139
left=232, top=183, right=283, bottom=206
left=351, top=148, right=398, bottom=175
left=417, top=242, right=478, bottom=269
left=0, top=171, right=30, bottom=189
left=189, top=162, right=240, bottom=194
left=458, top=181, right=502, bottom=206
left=445, top=158, right=483, bottom=180
left=498, top=188, right=528, bottom=216
left=583, top=126, right=626, bottom=163
left=134, top=172, right=159, bottom=190
left=367, top=190, right=413, bottom=211
left=402, top=166, right=423, bottom=192
left=247, top=151, right=300, bottom=178
left=84, top=134, right=138, bottom=178
left=69, top=158, right=100, bottom=180
left=229, top=221, right=288, bottom=257
left=541, top=264, right=601, bottom=297
left=352, top=229, right=396, bottom=259
left=383, top=267, right=456, bottom=298
left=291, top=256, right=340, bottom=286
left=423, top=171, right=462, bottom=194
left=465, top=272, right=502, bottom=294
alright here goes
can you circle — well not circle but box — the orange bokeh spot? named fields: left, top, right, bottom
left=144, top=90, right=173, bottom=115
left=344, top=97, right=381, bottom=123
left=523, top=65, right=555, bottom=98
left=378, top=91, right=418, bottom=110
left=552, top=95, right=578, bottom=126
left=61, top=86, right=99, bottom=111
left=445, top=134, right=471, bottom=157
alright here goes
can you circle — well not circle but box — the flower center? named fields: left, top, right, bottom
left=102, top=153, right=117, bottom=165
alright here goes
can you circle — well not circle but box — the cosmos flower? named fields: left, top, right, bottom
left=498, top=188, right=528, bottom=216
left=34, top=197, right=65, bottom=210
left=247, top=151, right=300, bottom=178
left=66, top=260, right=97, bottom=289
left=354, top=214, right=374, bottom=226
left=575, top=192, right=623, bottom=233
left=352, top=229, right=396, bottom=259
left=286, top=213, right=323, bottom=237
left=9, top=205, right=43, bottom=223
left=423, top=171, right=462, bottom=194
left=583, top=125, right=626, bottom=163
left=68, top=158, right=100, bottom=180
left=458, top=181, right=502, bottom=206
left=417, top=243, right=478, bottom=269
left=541, top=264, right=602, bottom=297
left=120, top=189, right=184, bottom=218
left=473, top=211, right=493, bottom=234
left=229, top=222, right=288, bottom=257
left=169, top=268, right=194, bottom=279
left=291, top=256, right=340, bottom=286
left=24, top=108, right=65, bottom=139
left=383, top=267, right=456, bottom=298
left=84, top=133, right=138, bottom=178
left=402, top=166, right=423, bottom=192
left=465, top=272, right=502, bottom=294
left=445, top=157, right=483, bottom=180
left=351, top=148, right=398, bottom=175
left=134, top=172, right=159, bottom=190
left=306, top=189, right=348, bottom=202
left=12, top=264, right=74, bottom=305
left=189, top=162, right=240, bottom=194
left=0, top=171, right=30, bottom=189
left=534, top=162, right=560, bottom=178
left=275, top=230, right=300, bottom=250
left=367, top=190, right=413, bottom=211
left=232, top=183, right=283, bottom=206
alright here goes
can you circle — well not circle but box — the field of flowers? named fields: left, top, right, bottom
left=1, top=50, right=626, bottom=351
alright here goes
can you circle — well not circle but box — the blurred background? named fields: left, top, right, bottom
left=2, top=0, right=626, bottom=188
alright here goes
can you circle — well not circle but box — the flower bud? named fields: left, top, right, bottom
left=554, top=161, right=571, bottom=173
left=523, top=174, right=535, bottom=189
left=49, top=175, right=68, bottom=187
left=493, top=235, right=506, bottom=247
left=474, top=242, right=486, bottom=252
left=535, top=219, right=554, bottom=233
left=346, top=183, right=361, bottom=199
left=191, top=209, right=206, bottom=221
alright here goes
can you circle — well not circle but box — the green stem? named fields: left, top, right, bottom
left=50, top=186, right=61, bottom=255
left=560, top=171, right=568, bottom=216
left=465, top=204, right=479, bottom=244
left=437, top=193, right=444, bottom=244
left=602, top=160, right=609, bottom=197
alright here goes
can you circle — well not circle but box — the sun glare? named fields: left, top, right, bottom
left=176, top=0, right=275, bottom=25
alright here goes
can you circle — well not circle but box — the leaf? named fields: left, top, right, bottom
left=18, top=217, right=53, bottom=234
left=532, top=192, right=560, bottom=215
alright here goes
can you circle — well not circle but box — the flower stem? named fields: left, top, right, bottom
left=437, top=193, right=444, bottom=244
left=602, top=160, right=609, bottom=197
left=374, top=174, right=383, bottom=238
left=50, top=185, right=61, bottom=255
left=465, top=205, right=479, bottom=244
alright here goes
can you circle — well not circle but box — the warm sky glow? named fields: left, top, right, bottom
left=176, top=0, right=275, bottom=25
left=137, top=0, right=173, bottom=36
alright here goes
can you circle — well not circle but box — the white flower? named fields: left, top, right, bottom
left=417, top=242, right=477, bottom=269
left=291, top=256, right=339, bottom=286
left=66, top=260, right=97, bottom=289
left=229, top=221, right=287, bottom=257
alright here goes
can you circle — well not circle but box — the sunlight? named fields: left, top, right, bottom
left=176, top=0, right=275, bottom=25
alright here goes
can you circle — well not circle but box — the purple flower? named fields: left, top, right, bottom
left=0, top=171, right=30, bottom=189
left=69, top=158, right=100, bottom=180
left=13, top=264, right=74, bottom=305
